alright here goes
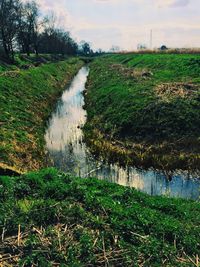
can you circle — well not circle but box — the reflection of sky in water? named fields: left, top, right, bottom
left=45, top=67, right=200, bottom=200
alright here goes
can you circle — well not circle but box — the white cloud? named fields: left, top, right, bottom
left=29, top=0, right=200, bottom=50
left=94, top=0, right=190, bottom=8
left=157, top=0, right=190, bottom=8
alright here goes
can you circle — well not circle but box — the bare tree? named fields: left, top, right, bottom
left=17, top=0, right=39, bottom=55
left=79, top=41, right=92, bottom=56
left=109, top=45, right=120, bottom=53
left=0, top=2, right=83, bottom=60
left=38, top=13, right=78, bottom=56
left=0, top=0, right=20, bottom=60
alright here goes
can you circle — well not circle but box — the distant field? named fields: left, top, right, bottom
left=84, top=53, right=200, bottom=170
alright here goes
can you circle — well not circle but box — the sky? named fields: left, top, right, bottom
left=35, top=0, right=200, bottom=51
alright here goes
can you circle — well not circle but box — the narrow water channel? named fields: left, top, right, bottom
left=45, top=66, right=200, bottom=200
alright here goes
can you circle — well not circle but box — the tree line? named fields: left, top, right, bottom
left=0, top=0, right=92, bottom=61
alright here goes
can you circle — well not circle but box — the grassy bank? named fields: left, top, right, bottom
left=0, top=168, right=199, bottom=266
left=84, top=53, right=200, bottom=171
left=0, top=56, right=83, bottom=174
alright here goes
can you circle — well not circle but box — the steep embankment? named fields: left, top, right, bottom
left=0, top=57, right=83, bottom=174
left=84, top=54, right=200, bottom=170
left=0, top=168, right=199, bottom=266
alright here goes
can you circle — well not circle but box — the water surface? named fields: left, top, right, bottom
left=45, top=66, right=200, bottom=200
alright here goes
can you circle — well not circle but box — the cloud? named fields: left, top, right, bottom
left=172, top=0, right=190, bottom=7
left=94, top=0, right=190, bottom=8
left=24, top=0, right=199, bottom=51
left=157, top=0, right=190, bottom=8
left=94, top=0, right=122, bottom=2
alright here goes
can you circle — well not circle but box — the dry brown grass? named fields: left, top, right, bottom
left=110, top=64, right=153, bottom=79
left=155, top=82, right=199, bottom=101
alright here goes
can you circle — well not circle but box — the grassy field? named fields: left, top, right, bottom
left=0, top=168, right=199, bottom=266
left=84, top=53, right=200, bottom=171
left=0, top=54, right=199, bottom=266
left=0, top=56, right=83, bottom=174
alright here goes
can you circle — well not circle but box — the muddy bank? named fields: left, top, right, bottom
left=84, top=128, right=200, bottom=173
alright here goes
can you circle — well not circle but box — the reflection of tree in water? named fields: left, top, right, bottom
left=163, top=170, right=173, bottom=181
left=68, top=142, right=73, bottom=154
left=47, top=143, right=77, bottom=175
left=63, top=142, right=79, bottom=175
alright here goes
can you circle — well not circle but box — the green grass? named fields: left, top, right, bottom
left=84, top=53, right=200, bottom=170
left=0, top=56, right=83, bottom=173
left=0, top=55, right=199, bottom=266
left=0, top=168, right=199, bottom=266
